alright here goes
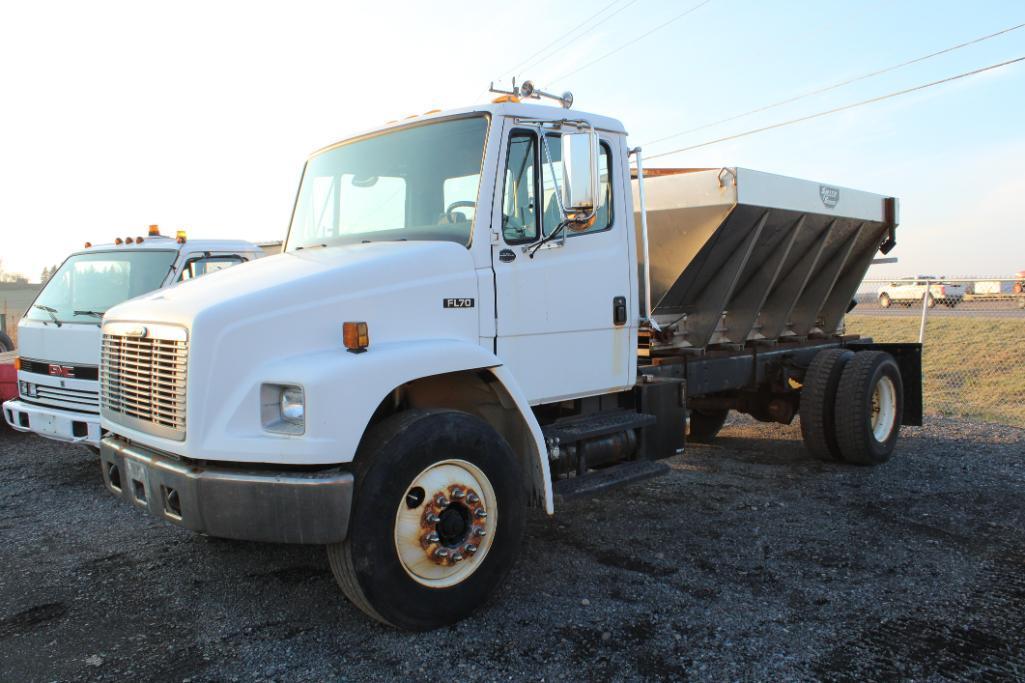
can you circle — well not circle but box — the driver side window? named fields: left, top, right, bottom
left=502, top=132, right=538, bottom=244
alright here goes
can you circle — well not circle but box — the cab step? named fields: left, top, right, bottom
left=553, top=460, right=670, bottom=503
left=541, top=410, right=656, bottom=445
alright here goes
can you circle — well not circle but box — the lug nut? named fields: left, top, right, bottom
left=434, top=548, right=450, bottom=559
left=425, top=532, right=440, bottom=543
left=451, top=552, right=464, bottom=562
left=474, top=509, right=488, bottom=519
left=450, top=487, right=465, bottom=500
left=425, top=513, right=440, bottom=524
left=473, top=527, right=487, bottom=537
left=435, top=495, right=448, bottom=507
left=464, top=544, right=478, bottom=554
left=466, top=492, right=479, bottom=504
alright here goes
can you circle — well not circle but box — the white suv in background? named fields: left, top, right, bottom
left=877, top=276, right=965, bottom=308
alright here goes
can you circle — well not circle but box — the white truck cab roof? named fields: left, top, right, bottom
left=309, top=100, right=628, bottom=158
left=80, top=235, right=261, bottom=255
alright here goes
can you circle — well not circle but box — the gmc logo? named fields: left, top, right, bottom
left=48, top=364, right=75, bottom=378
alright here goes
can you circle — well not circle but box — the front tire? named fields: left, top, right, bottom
left=0, top=332, right=13, bottom=352
left=834, top=351, right=903, bottom=465
left=327, top=409, right=526, bottom=630
left=878, top=293, right=891, bottom=308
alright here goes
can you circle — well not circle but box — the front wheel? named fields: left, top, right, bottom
left=0, top=332, right=13, bottom=352
left=924, top=293, right=936, bottom=309
left=878, top=293, right=891, bottom=308
left=327, top=409, right=526, bottom=630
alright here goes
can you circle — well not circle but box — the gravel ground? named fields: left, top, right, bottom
left=2, top=416, right=1025, bottom=682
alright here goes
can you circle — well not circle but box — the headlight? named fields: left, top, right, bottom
left=260, top=383, right=305, bottom=435
left=279, top=387, right=305, bottom=424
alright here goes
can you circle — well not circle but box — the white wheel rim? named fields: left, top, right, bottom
left=393, top=459, right=497, bottom=589
left=871, top=375, right=897, bottom=442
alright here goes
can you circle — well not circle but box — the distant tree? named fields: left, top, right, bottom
left=40, top=264, right=58, bottom=283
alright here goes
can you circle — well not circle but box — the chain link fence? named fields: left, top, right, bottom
left=847, top=276, right=1025, bottom=428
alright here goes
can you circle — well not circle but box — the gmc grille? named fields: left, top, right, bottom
left=100, top=327, right=188, bottom=441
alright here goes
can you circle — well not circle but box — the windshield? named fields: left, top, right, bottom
left=286, top=115, right=489, bottom=250
left=25, top=250, right=177, bottom=324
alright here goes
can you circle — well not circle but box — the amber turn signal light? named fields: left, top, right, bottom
left=13, top=357, right=20, bottom=371
left=343, top=322, right=369, bottom=353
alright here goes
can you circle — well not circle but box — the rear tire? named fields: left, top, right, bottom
left=687, top=409, right=729, bottom=443
left=327, top=409, right=526, bottom=630
left=834, top=351, right=903, bottom=465
left=799, top=348, right=853, bottom=461
left=0, top=332, right=13, bottom=352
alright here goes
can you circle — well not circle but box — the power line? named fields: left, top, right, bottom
left=470, top=0, right=637, bottom=103
left=509, top=0, right=639, bottom=78
left=644, top=55, right=1025, bottom=161
left=546, top=0, right=717, bottom=86
left=643, top=21, right=1025, bottom=148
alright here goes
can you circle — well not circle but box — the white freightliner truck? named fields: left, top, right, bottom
left=97, top=90, right=922, bottom=630
left=3, top=228, right=265, bottom=448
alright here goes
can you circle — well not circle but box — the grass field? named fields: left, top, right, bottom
left=846, top=315, right=1025, bottom=428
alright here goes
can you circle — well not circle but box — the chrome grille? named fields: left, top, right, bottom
left=33, top=384, right=100, bottom=413
left=101, top=326, right=188, bottom=440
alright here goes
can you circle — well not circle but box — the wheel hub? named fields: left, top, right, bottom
left=420, top=484, right=487, bottom=566
left=393, top=459, right=498, bottom=588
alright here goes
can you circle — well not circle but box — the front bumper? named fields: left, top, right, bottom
left=99, top=435, right=354, bottom=544
left=3, top=399, right=101, bottom=446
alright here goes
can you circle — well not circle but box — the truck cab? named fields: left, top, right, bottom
left=95, top=95, right=919, bottom=630
left=3, top=229, right=264, bottom=448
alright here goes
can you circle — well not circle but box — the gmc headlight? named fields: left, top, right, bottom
left=261, top=383, right=305, bottom=434
left=19, top=381, right=37, bottom=398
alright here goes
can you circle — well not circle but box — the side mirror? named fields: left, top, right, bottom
left=560, top=131, right=599, bottom=219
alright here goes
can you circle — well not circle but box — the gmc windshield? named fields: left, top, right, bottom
left=25, top=250, right=177, bottom=324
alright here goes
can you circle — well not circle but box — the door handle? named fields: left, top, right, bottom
left=613, top=296, right=627, bottom=325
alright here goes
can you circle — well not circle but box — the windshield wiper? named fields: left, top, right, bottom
left=74, top=310, right=104, bottom=319
left=33, top=304, right=62, bottom=327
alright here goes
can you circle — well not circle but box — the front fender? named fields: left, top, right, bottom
left=194, top=338, right=552, bottom=510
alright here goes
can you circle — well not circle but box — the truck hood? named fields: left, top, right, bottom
left=104, top=240, right=479, bottom=336
left=101, top=239, right=482, bottom=458
left=15, top=319, right=102, bottom=366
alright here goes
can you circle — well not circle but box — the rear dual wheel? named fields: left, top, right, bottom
left=800, top=349, right=903, bottom=465
left=327, top=409, right=526, bottom=630
left=835, top=351, right=903, bottom=465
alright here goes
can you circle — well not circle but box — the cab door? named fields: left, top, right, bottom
left=491, top=125, right=633, bottom=405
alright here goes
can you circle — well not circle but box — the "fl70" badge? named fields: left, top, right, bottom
left=443, top=298, right=475, bottom=308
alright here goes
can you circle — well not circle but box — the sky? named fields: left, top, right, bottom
left=1, top=0, right=1023, bottom=282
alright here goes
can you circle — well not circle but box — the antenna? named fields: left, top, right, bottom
left=488, top=78, right=574, bottom=109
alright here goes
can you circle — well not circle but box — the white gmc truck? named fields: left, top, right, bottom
left=97, top=89, right=922, bottom=630
left=3, top=228, right=264, bottom=448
